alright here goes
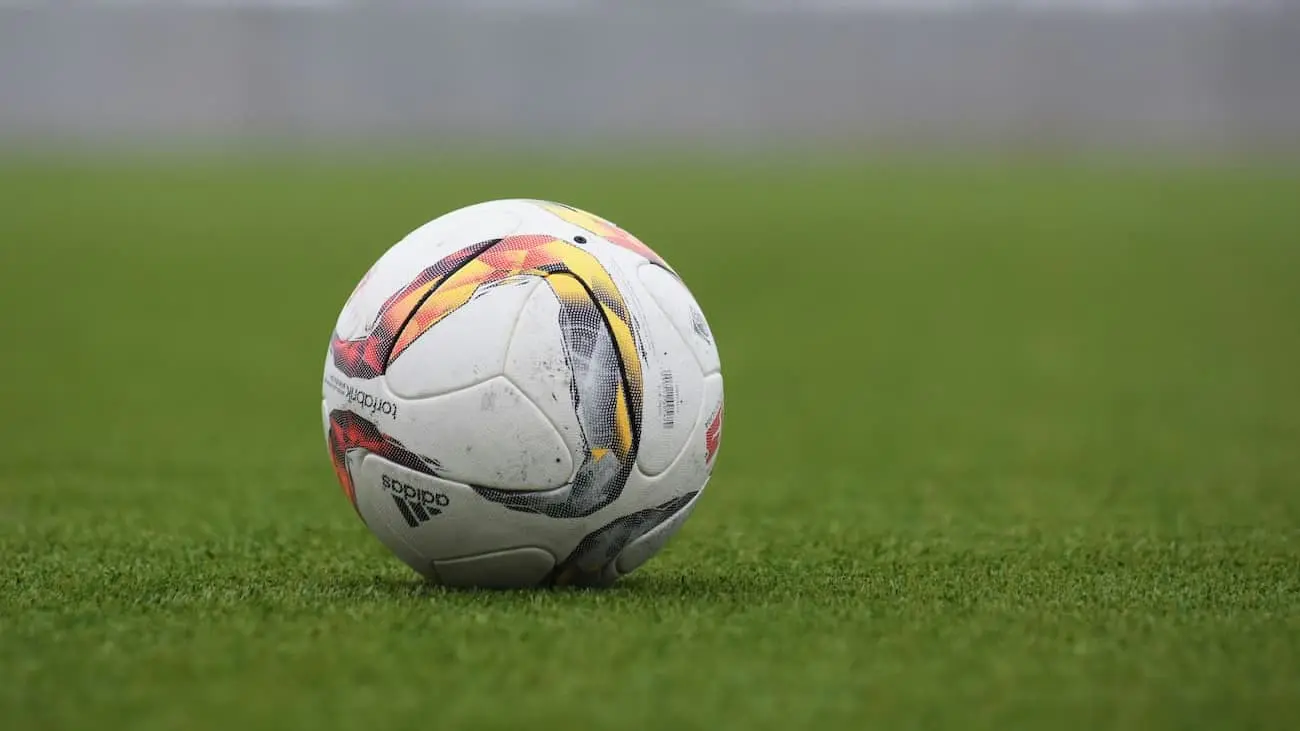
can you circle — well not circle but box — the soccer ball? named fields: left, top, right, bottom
left=322, top=199, right=724, bottom=588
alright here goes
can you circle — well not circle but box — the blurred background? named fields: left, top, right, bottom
left=2, top=0, right=1297, bottom=155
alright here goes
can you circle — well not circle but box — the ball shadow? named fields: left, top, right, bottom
left=322, top=569, right=759, bottom=601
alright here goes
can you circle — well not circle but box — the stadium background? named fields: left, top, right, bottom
left=2, top=1, right=1297, bottom=151
left=2, top=2, right=1298, bottom=731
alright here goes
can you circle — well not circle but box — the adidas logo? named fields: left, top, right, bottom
left=382, top=475, right=450, bottom=527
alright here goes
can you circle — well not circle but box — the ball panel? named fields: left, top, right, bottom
left=389, top=376, right=573, bottom=491
left=629, top=276, right=705, bottom=477
left=432, top=547, right=557, bottom=589
left=551, top=490, right=701, bottom=587
left=334, top=204, right=524, bottom=343
left=638, top=263, right=721, bottom=376
left=543, top=370, right=723, bottom=585
left=503, top=282, right=585, bottom=457
left=322, top=398, right=435, bottom=516
left=526, top=199, right=672, bottom=271
left=701, top=372, right=725, bottom=473
left=384, top=276, right=540, bottom=400
left=615, top=488, right=705, bottom=576
left=613, top=372, right=721, bottom=520
left=499, top=270, right=647, bottom=520
left=352, top=455, right=438, bottom=576
left=353, top=456, right=575, bottom=573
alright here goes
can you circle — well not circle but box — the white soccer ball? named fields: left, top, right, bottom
left=322, top=199, right=724, bottom=588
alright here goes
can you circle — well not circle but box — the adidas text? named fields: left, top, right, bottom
left=382, top=475, right=449, bottom=527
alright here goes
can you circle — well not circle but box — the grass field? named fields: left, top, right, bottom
left=1, top=158, right=1298, bottom=730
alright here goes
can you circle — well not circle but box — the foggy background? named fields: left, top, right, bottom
left=2, top=0, right=1297, bottom=155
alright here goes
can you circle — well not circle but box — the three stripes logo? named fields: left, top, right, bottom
left=382, top=475, right=450, bottom=528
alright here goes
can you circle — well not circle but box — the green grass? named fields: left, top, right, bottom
left=1, top=158, right=1298, bottom=731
